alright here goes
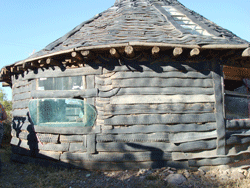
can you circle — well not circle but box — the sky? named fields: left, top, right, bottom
left=0, top=0, right=249, bottom=100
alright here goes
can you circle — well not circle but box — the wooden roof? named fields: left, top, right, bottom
left=0, top=0, right=250, bottom=84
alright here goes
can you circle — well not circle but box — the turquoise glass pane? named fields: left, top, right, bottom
left=29, top=99, right=96, bottom=127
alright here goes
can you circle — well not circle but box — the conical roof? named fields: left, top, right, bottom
left=28, top=0, right=249, bottom=59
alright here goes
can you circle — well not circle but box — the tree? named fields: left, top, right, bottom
left=0, top=87, right=12, bottom=146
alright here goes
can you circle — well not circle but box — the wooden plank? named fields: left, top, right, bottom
left=12, top=80, right=30, bottom=88
left=38, top=143, right=69, bottom=152
left=34, top=125, right=101, bottom=134
left=110, top=95, right=215, bottom=104
left=169, top=130, right=217, bottom=144
left=97, top=139, right=217, bottom=152
left=12, top=109, right=29, bottom=117
left=104, top=103, right=214, bottom=115
left=13, top=100, right=30, bottom=109
left=63, top=159, right=189, bottom=171
left=13, top=92, right=31, bottom=101
left=69, top=143, right=87, bottom=152
left=111, top=78, right=213, bottom=88
left=87, top=134, right=96, bottom=154
left=60, top=135, right=86, bottom=143
left=21, top=66, right=102, bottom=80
left=104, top=113, right=216, bottom=125
left=96, top=133, right=169, bottom=143
left=36, top=133, right=59, bottom=143
left=103, top=62, right=211, bottom=73
left=31, top=89, right=98, bottom=98
left=86, top=75, right=95, bottom=89
left=212, top=64, right=226, bottom=155
left=110, top=71, right=212, bottom=79
left=13, top=84, right=32, bottom=95
left=114, top=87, right=215, bottom=96
left=61, top=151, right=172, bottom=162
left=103, top=123, right=217, bottom=134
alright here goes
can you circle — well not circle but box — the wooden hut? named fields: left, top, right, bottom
left=1, top=0, right=250, bottom=170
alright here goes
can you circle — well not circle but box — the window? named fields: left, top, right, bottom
left=37, top=76, right=84, bottom=90
left=223, top=66, right=250, bottom=119
left=29, top=99, right=97, bottom=127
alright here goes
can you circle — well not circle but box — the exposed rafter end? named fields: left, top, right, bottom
left=81, top=50, right=92, bottom=59
left=71, top=52, right=83, bottom=61
left=152, top=46, right=160, bottom=56
left=242, top=48, right=250, bottom=57
left=46, top=58, right=61, bottom=66
left=110, top=48, right=120, bottom=58
left=2, top=82, right=11, bottom=87
left=190, top=48, right=200, bottom=57
left=125, top=45, right=135, bottom=58
left=173, top=47, right=183, bottom=57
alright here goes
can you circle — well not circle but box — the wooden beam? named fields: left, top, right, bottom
left=71, top=52, right=83, bottom=61
left=125, top=46, right=135, bottom=58
left=110, top=48, right=120, bottom=58
left=152, top=46, right=160, bottom=56
left=81, top=50, right=92, bottom=58
left=46, top=58, right=61, bottom=66
left=190, top=48, right=200, bottom=57
left=242, top=48, right=250, bottom=57
left=2, top=82, right=10, bottom=87
left=173, top=47, right=183, bottom=57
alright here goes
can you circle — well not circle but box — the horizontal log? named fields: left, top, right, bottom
left=115, top=87, right=215, bottom=95
left=103, top=62, right=212, bottom=73
left=98, top=88, right=121, bottom=98
left=226, top=119, right=250, bottom=129
left=34, top=125, right=101, bottom=134
left=12, top=79, right=30, bottom=88
left=110, top=71, right=212, bottom=79
left=104, top=103, right=214, bottom=115
left=111, top=78, right=213, bottom=88
left=12, top=108, right=29, bottom=117
left=103, top=123, right=217, bottom=134
left=97, top=84, right=113, bottom=92
left=96, top=139, right=216, bottom=152
left=104, top=113, right=216, bottom=126
left=13, top=84, right=32, bottom=95
left=39, top=143, right=69, bottom=152
left=61, top=151, right=172, bottom=162
left=13, top=92, right=31, bottom=101
left=20, top=66, right=102, bottom=81
left=36, top=133, right=59, bottom=143
left=31, top=89, right=98, bottom=98
left=95, top=76, right=112, bottom=85
left=188, top=157, right=232, bottom=167
left=96, top=133, right=169, bottom=143
left=60, top=135, right=86, bottom=143
left=173, top=150, right=218, bottom=161
left=242, top=48, right=250, bottom=57
left=226, top=135, right=250, bottom=146
left=169, top=130, right=217, bottom=144
left=110, top=95, right=215, bottom=104
left=13, top=100, right=30, bottom=109
left=63, top=159, right=189, bottom=171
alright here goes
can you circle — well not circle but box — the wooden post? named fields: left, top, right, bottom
left=190, top=48, right=200, bottom=57
left=173, top=47, right=183, bottom=57
left=152, top=46, right=160, bottom=56
left=242, top=48, right=250, bottom=57
left=125, top=46, right=135, bottom=58
left=110, top=48, right=120, bottom=58
left=71, top=52, right=83, bottom=61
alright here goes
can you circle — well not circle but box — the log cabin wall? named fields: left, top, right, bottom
left=9, top=59, right=250, bottom=170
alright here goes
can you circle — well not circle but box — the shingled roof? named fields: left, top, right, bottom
left=27, top=0, right=249, bottom=60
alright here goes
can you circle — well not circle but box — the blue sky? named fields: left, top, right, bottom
left=0, top=0, right=249, bottom=100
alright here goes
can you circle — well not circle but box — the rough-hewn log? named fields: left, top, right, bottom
left=110, top=95, right=215, bottom=104
left=69, top=143, right=87, bottom=152
left=110, top=71, right=212, bottom=79
left=188, top=157, right=232, bottom=167
left=13, top=92, right=31, bottom=101
left=13, top=100, right=30, bottom=109
left=190, top=48, right=200, bottom=57
left=81, top=50, right=92, bottom=58
left=34, top=125, right=101, bottom=134
left=60, top=135, right=86, bottom=143
left=97, top=139, right=217, bottom=152
left=212, top=64, right=226, bottom=155
left=226, top=119, right=250, bottom=129
left=169, top=130, right=217, bottom=144
left=31, top=89, right=98, bottom=99
left=46, top=58, right=61, bottom=66
left=173, top=47, right=183, bottom=56
left=125, top=46, right=135, bottom=58
left=96, top=133, right=169, bottom=143
left=13, top=84, right=31, bottom=95
left=71, top=52, right=83, bottom=61
left=104, top=103, right=214, bottom=115
left=226, top=135, right=250, bottom=146
left=2, top=82, right=11, bottom=87
left=99, top=88, right=120, bottom=98
left=102, top=123, right=217, bottom=134
left=110, top=48, right=120, bottom=58
left=242, top=48, right=250, bottom=57
left=111, top=78, right=213, bottom=88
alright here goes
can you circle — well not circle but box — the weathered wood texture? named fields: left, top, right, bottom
left=212, top=64, right=226, bottom=155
